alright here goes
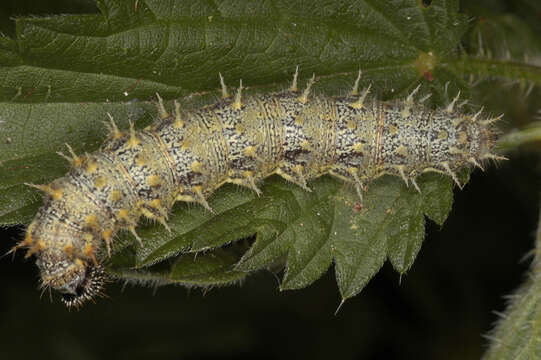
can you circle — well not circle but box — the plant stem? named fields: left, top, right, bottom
left=496, top=123, right=541, bottom=152
left=483, top=200, right=541, bottom=359
left=444, top=57, right=541, bottom=84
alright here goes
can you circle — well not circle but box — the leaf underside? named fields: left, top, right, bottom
left=0, top=0, right=473, bottom=299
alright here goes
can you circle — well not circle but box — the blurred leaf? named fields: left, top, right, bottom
left=450, top=4, right=541, bottom=86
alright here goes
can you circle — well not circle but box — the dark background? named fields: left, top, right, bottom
left=1, top=1, right=540, bottom=359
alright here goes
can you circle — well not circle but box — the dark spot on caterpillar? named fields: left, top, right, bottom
left=155, top=118, right=174, bottom=132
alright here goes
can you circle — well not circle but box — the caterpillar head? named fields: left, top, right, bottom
left=37, top=255, right=106, bottom=308
left=21, top=216, right=107, bottom=308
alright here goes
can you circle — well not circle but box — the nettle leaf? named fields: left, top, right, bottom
left=108, top=242, right=250, bottom=287
left=0, top=0, right=473, bottom=296
left=114, top=170, right=465, bottom=299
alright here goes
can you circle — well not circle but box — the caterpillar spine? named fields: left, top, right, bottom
left=13, top=70, right=502, bottom=307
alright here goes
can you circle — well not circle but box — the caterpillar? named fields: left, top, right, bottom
left=12, top=69, right=502, bottom=307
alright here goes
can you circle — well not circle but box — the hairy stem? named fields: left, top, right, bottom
left=496, top=123, right=541, bottom=152
left=445, top=57, right=541, bottom=84
left=483, top=200, right=541, bottom=359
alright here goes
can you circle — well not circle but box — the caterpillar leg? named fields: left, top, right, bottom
left=228, top=172, right=262, bottom=196
left=193, top=186, right=215, bottom=214
left=275, top=163, right=311, bottom=192
left=139, top=199, right=172, bottom=232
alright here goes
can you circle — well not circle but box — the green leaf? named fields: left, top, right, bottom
left=126, top=172, right=458, bottom=298
left=108, top=242, right=249, bottom=287
left=332, top=173, right=459, bottom=299
left=0, top=0, right=515, bottom=295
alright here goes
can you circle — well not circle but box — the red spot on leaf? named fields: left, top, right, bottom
left=423, top=70, right=434, bottom=82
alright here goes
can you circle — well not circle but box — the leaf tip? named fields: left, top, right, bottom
left=334, top=298, right=347, bottom=315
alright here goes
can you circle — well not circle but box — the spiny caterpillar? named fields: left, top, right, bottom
left=12, top=69, right=502, bottom=308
